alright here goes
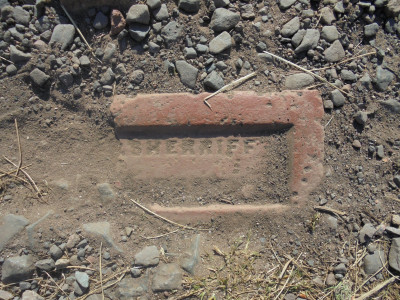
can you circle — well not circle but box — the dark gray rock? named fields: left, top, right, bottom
left=13, top=6, right=30, bottom=26
left=324, top=40, right=345, bottom=63
left=116, top=277, right=147, bottom=299
left=341, top=70, right=357, bottom=82
left=214, top=0, right=229, bottom=7
left=152, top=263, right=182, bottom=292
left=380, top=99, right=400, bottom=113
left=376, top=145, right=384, bottom=158
left=294, top=29, right=320, bottom=54
left=79, top=55, right=91, bottom=67
left=59, top=72, right=74, bottom=88
left=6, top=64, right=17, bottom=76
left=131, top=70, right=145, bottom=85
left=175, top=61, right=198, bottom=89
left=184, top=47, right=197, bottom=59
left=291, top=29, right=306, bottom=47
left=321, top=26, right=339, bottom=42
left=394, top=176, right=400, bottom=188
left=30, top=68, right=49, bottom=86
left=354, top=111, right=368, bottom=125
left=178, top=0, right=200, bottom=13
left=35, top=258, right=55, bottom=271
left=126, top=4, right=150, bottom=24
left=93, top=12, right=108, bottom=30
left=281, top=17, right=300, bottom=37
left=49, top=245, right=63, bottom=260
left=375, top=66, right=394, bottom=91
left=389, top=238, right=400, bottom=272
left=209, top=31, right=232, bottom=54
left=50, top=24, right=75, bottom=50
left=279, top=0, right=296, bottom=9
left=1, top=5, right=13, bottom=21
left=0, top=0, right=9, bottom=10
left=153, top=4, right=169, bottom=21
left=55, top=258, right=70, bottom=270
left=320, top=7, right=335, bottom=25
left=210, top=8, right=240, bottom=32
left=0, top=214, right=29, bottom=252
left=0, top=290, right=12, bottom=300
left=148, top=41, right=160, bottom=54
left=386, top=226, right=400, bottom=236
left=103, top=42, right=116, bottom=61
left=240, top=4, right=255, bottom=19
left=284, top=73, right=314, bottom=89
left=331, top=89, right=345, bottom=107
left=333, top=263, right=347, bottom=275
left=196, top=44, right=208, bottom=54
left=180, top=234, right=200, bottom=274
left=364, top=23, right=379, bottom=37
left=147, top=0, right=161, bottom=10
left=128, top=24, right=150, bottom=42
left=1, top=255, right=35, bottom=283
left=82, top=222, right=122, bottom=252
left=21, top=291, right=44, bottom=300
left=385, top=0, right=400, bottom=16
left=161, top=21, right=183, bottom=47
left=134, top=245, right=160, bottom=267
left=75, top=271, right=89, bottom=290
left=204, top=71, right=224, bottom=90
left=359, top=223, right=376, bottom=243
left=9, top=45, right=31, bottom=63
left=100, top=68, right=115, bottom=85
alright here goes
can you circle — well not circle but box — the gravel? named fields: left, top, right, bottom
left=330, top=89, right=346, bottom=107
left=178, top=0, right=200, bottom=13
left=93, top=11, right=108, bottom=30
left=321, top=26, right=339, bottom=42
left=204, top=70, right=225, bottom=90
left=1, top=255, right=35, bottom=284
left=134, top=245, right=160, bottom=267
left=50, top=24, right=76, bottom=50
left=281, top=17, right=300, bottom=37
left=324, top=40, right=345, bottom=62
left=294, top=29, right=320, bottom=54
left=284, top=73, right=314, bottom=89
left=126, top=4, right=150, bottom=24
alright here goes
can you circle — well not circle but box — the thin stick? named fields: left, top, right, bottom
left=0, top=170, right=29, bottom=185
left=59, top=2, right=101, bottom=64
left=14, top=119, right=22, bottom=176
left=203, top=71, right=258, bottom=108
left=141, top=229, right=179, bottom=240
left=43, top=271, right=69, bottom=297
left=99, top=242, right=104, bottom=300
left=263, top=50, right=351, bottom=97
left=131, top=199, right=198, bottom=230
left=324, top=115, right=334, bottom=128
left=310, top=51, right=376, bottom=72
left=354, top=264, right=386, bottom=294
left=66, top=266, right=97, bottom=271
left=274, top=265, right=295, bottom=300
left=78, top=271, right=127, bottom=300
left=3, top=156, right=41, bottom=197
left=314, top=206, right=346, bottom=216
left=0, top=56, right=13, bottom=64
left=278, top=258, right=293, bottom=280
left=354, top=276, right=398, bottom=300
left=0, top=164, right=32, bottom=178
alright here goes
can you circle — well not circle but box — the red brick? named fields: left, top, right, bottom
left=111, top=90, right=324, bottom=218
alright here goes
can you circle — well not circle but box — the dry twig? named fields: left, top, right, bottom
left=314, top=205, right=346, bottom=217
left=3, top=156, right=41, bottom=197
left=59, top=2, right=101, bottom=64
left=141, top=229, right=179, bottom=240
left=0, top=55, right=13, bottom=64
left=263, top=50, right=351, bottom=97
left=131, top=199, right=199, bottom=230
left=0, top=164, right=31, bottom=178
left=310, top=51, right=376, bottom=72
left=14, top=119, right=22, bottom=176
left=99, top=242, right=105, bottom=300
left=203, top=71, right=257, bottom=108
left=354, top=276, right=398, bottom=300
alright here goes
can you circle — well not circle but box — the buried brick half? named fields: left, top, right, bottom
left=111, top=90, right=324, bottom=218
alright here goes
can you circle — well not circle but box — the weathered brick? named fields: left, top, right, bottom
left=111, top=90, right=324, bottom=218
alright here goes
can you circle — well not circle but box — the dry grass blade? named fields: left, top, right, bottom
left=0, top=56, right=13, bottom=64
left=354, top=276, right=398, bottom=300
left=59, top=2, right=101, bottom=64
left=43, top=271, right=69, bottom=298
left=203, top=71, right=257, bottom=108
left=14, top=119, right=22, bottom=176
left=314, top=205, right=346, bottom=217
left=130, top=199, right=200, bottom=230
left=310, top=51, right=376, bottom=72
left=274, top=265, right=295, bottom=300
left=278, top=258, right=293, bottom=280
left=3, top=156, right=41, bottom=197
left=263, top=50, right=351, bottom=97
left=0, top=164, right=31, bottom=178
left=141, top=229, right=179, bottom=240
left=99, top=242, right=104, bottom=300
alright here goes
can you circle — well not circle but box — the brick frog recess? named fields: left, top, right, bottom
left=110, top=91, right=324, bottom=219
